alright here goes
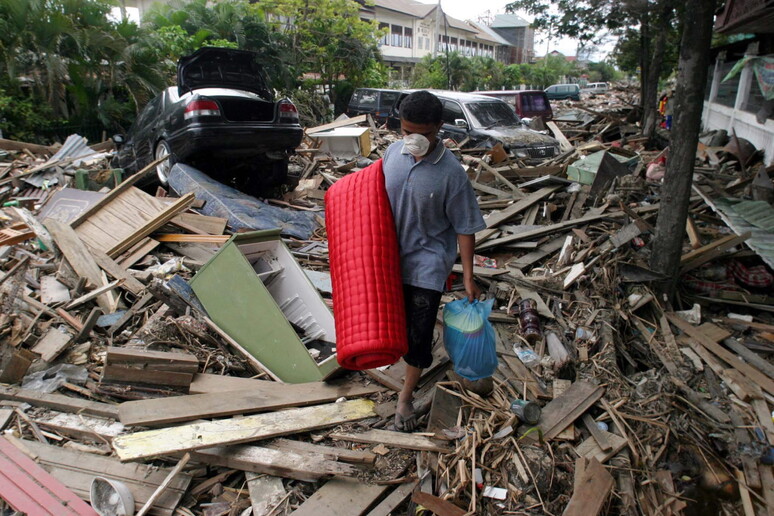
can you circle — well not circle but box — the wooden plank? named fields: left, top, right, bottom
left=45, top=219, right=113, bottom=312
left=307, top=115, right=368, bottom=133
left=736, top=469, right=756, bottom=516
left=188, top=444, right=357, bottom=482
left=546, top=121, right=573, bottom=152
left=89, top=249, right=146, bottom=295
left=135, top=453, right=190, bottom=516
left=574, top=430, right=627, bottom=463
left=120, top=380, right=382, bottom=426
left=582, top=413, right=612, bottom=452
left=74, top=307, right=102, bottom=343
left=563, top=457, right=614, bottom=516
left=102, top=365, right=193, bottom=388
left=31, top=328, right=72, bottom=362
left=291, top=478, right=389, bottom=516
left=189, top=372, right=381, bottom=396
left=679, top=232, right=750, bottom=273
left=107, top=347, right=199, bottom=373
left=65, top=279, right=124, bottom=310
left=759, top=463, right=774, bottom=516
left=330, top=429, right=452, bottom=453
left=654, top=470, right=687, bottom=515
left=451, top=264, right=508, bottom=277
left=526, top=381, right=603, bottom=442
left=154, top=233, right=231, bottom=244
left=475, top=186, right=561, bottom=243
left=32, top=412, right=124, bottom=442
left=0, top=385, right=119, bottom=419
left=246, top=473, right=286, bottom=516
left=367, top=480, right=419, bottom=516
left=723, top=338, right=774, bottom=381
left=426, top=386, right=463, bottom=434
left=411, top=492, right=467, bottom=516
left=0, top=408, right=14, bottom=430
left=668, top=314, right=774, bottom=398
left=266, top=438, right=376, bottom=465
left=171, top=213, right=227, bottom=235
left=112, top=399, right=376, bottom=461
left=508, top=236, right=565, bottom=270
left=109, top=193, right=195, bottom=257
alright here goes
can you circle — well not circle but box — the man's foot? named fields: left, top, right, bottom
left=394, top=400, right=417, bottom=432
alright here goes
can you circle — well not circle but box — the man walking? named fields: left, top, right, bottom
left=382, top=90, right=486, bottom=431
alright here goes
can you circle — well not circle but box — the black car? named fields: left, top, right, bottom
left=346, top=88, right=402, bottom=123
left=113, top=48, right=303, bottom=189
left=388, top=91, right=560, bottom=162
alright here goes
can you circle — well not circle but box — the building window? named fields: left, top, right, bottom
left=391, top=25, right=403, bottom=47
left=379, top=23, right=389, bottom=46
left=426, top=37, right=430, bottom=50
left=404, top=27, right=413, bottom=48
left=716, top=60, right=739, bottom=108
left=450, top=37, right=458, bottom=52
left=744, top=72, right=774, bottom=119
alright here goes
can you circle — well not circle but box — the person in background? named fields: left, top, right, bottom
left=382, top=90, right=486, bottom=432
left=665, top=90, right=674, bottom=130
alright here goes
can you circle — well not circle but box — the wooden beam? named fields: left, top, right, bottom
left=476, top=186, right=561, bottom=243
left=112, top=399, right=376, bottom=461
left=524, top=381, right=604, bottom=442
left=563, top=457, right=614, bottom=516
left=0, top=385, right=119, bottom=420
left=89, top=249, right=146, bottom=296
left=410, top=492, right=467, bottom=516
left=265, top=438, right=376, bottom=465
left=119, top=381, right=382, bottom=427
left=188, top=444, right=357, bottom=482
left=330, top=429, right=452, bottom=453
left=290, top=478, right=389, bottom=516
left=45, top=219, right=114, bottom=312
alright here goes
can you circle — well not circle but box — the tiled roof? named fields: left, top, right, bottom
left=491, top=13, right=531, bottom=28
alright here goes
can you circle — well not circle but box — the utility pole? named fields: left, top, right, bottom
left=434, top=0, right=441, bottom=58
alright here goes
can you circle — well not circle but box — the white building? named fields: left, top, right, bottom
left=363, top=0, right=515, bottom=87
left=703, top=1, right=774, bottom=165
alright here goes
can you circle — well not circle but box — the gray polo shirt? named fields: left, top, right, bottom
left=383, top=139, right=486, bottom=291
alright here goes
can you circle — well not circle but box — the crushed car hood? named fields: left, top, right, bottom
left=178, top=47, right=273, bottom=100
left=480, top=126, right=559, bottom=148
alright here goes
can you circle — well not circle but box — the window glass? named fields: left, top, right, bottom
left=716, top=60, right=739, bottom=107
left=442, top=101, right=465, bottom=125
left=379, top=23, right=389, bottom=45
left=391, top=25, right=402, bottom=47
left=522, top=93, right=548, bottom=111
left=354, top=90, right=377, bottom=109
left=466, top=101, right=520, bottom=127
left=380, top=91, right=400, bottom=110
left=404, top=27, right=413, bottom=48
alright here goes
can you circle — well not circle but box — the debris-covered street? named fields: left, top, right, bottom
left=0, top=83, right=773, bottom=516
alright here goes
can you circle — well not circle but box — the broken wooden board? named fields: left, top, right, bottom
left=189, top=372, right=381, bottom=395
left=18, top=438, right=190, bottom=516
left=120, top=379, right=382, bottom=426
left=32, top=411, right=124, bottom=442
left=88, top=248, right=146, bottom=296
left=330, top=429, right=452, bottom=454
left=31, top=327, right=72, bottom=362
left=188, top=444, right=357, bottom=482
left=171, top=212, right=227, bottom=235
left=102, top=365, right=193, bottom=390
left=112, top=399, right=376, bottom=461
left=476, top=186, right=562, bottom=244
left=502, top=354, right=549, bottom=399
left=69, top=173, right=195, bottom=258
left=563, top=457, right=614, bottom=516
left=45, top=219, right=114, bottom=312
left=524, top=381, right=604, bottom=442
left=426, top=385, right=463, bottom=434
left=290, top=478, right=390, bottom=516
left=106, top=347, right=199, bottom=373
left=411, top=492, right=467, bottom=516
left=0, top=385, right=119, bottom=419
left=679, top=232, right=751, bottom=274
left=266, top=438, right=376, bottom=464
left=508, top=236, right=565, bottom=270
left=367, top=480, right=420, bottom=516
left=668, top=313, right=774, bottom=398
left=574, top=430, right=627, bottom=463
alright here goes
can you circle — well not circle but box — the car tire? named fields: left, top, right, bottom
left=154, top=140, right=175, bottom=185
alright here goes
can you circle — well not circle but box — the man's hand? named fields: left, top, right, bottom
left=463, top=275, right=481, bottom=302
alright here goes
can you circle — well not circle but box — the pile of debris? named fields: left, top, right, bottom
left=0, top=87, right=773, bottom=516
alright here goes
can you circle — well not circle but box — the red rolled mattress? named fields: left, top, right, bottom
left=325, top=159, right=407, bottom=370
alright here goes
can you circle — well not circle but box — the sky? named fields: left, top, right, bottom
left=414, top=0, right=611, bottom=59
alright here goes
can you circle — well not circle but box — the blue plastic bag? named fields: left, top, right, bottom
left=443, top=298, right=497, bottom=381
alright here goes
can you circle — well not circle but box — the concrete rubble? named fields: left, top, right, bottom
left=0, top=85, right=773, bottom=515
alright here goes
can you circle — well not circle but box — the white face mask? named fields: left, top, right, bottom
left=403, top=133, right=431, bottom=157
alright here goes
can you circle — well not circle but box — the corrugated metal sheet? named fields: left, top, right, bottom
left=0, top=436, right=99, bottom=516
left=695, top=186, right=774, bottom=269
left=47, top=134, right=94, bottom=167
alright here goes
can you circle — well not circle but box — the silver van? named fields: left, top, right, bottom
left=581, top=82, right=609, bottom=95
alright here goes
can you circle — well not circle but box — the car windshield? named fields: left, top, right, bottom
left=466, top=101, right=521, bottom=128
left=522, top=94, right=548, bottom=111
